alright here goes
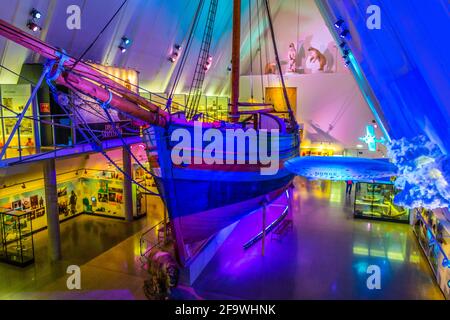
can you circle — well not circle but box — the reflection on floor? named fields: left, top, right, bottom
left=0, top=214, right=156, bottom=299
left=192, top=178, right=444, bottom=299
left=0, top=178, right=443, bottom=299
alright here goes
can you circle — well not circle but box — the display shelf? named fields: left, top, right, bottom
left=0, top=210, right=35, bottom=267
left=412, top=208, right=450, bottom=299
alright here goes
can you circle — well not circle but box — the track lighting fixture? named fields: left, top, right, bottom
left=119, top=36, right=132, bottom=53
left=334, top=19, right=344, bottom=29
left=168, top=44, right=182, bottom=63
left=339, top=29, right=350, bottom=39
left=22, top=183, right=26, bottom=189
left=203, top=55, right=213, bottom=71
left=31, top=8, right=42, bottom=20
left=27, top=20, right=41, bottom=32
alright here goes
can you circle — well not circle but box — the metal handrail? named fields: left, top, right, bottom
left=415, top=211, right=450, bottom=268
left=139, top=219, right=167, bottom=258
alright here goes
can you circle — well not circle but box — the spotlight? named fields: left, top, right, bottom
left=344, top=60, right=351, bottom=67
left=122, top=37, right=131, bottom=46
left=27, top=20, right=41, bottom=32
left=334, top=19, right=344, bottom=29
left=21, top=183, right=26, bottom=189
left=118, top=36, right=132, bottom=53
left=84, top=169, right=88, bottom=174
left=339, top=41, right=346, bottom=49
left=339, top=29, right=350, bottom=39
left=168, top=44, right=182, bottom=63
left=343, top=49, right=350, bottom=56
left=31, top=8, right=42, bottom=20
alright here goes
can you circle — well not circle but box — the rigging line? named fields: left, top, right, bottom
left=256, top=0, right=265, bottom=102
left=60, top=90, right=111, bottom=122
left=262, top=0, right=271, bottom=88
left=0, top=64, right=36, bottom=85
left=330, top=89, right=358, bottom=128
left=186, top=0, right=219, bottom=119
left=99, top=96, right=158, bottom=180
left=169, top=0, right=206, bottom=100
left=66, top=83, right=169, bottom=143
left=55, top=90, right=159, bottom=196
left=263, top=0, right=296, bottom=124
left=68, top=0, right=129, bottom=73
left=329, top=84, right=358, bottom=127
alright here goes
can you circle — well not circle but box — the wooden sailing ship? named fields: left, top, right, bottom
left=0, top=0, right=300, bottom=266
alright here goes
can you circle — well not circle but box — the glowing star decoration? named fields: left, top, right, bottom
left=359, top=125, right=385, bottom=152
left=387, top=135, right=450, bottom=209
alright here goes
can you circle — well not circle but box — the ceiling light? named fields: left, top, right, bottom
left=168, top=44, right=182, bottom=63
left=122, top=37, right=131, bottom=46
left=27, top=20, right=41, bottom=32
left=31, top=8, right=42, bottom=20
left=334, top=19, right=345, bottom=29
left=340, top=29, right=350, bottom=39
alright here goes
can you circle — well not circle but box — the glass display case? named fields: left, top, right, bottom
left=0, top=210, right=35, bottom=266
left=354, top=182, right=409, bottom=223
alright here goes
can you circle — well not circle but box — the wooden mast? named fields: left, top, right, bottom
left=229, top=0, right=241, bottom=123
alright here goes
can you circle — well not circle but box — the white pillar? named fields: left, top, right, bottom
left=43, top=158, right=61, bottom=261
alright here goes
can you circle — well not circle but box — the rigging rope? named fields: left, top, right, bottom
left=256, top=0, right=265, bottom=102
left=45, top=58, right=159, bottom=196
left=249, top=0, right=254, bottom=100
left=168, top=0, right=206, bottom=101
left=263, top=0, right=296, bottom=125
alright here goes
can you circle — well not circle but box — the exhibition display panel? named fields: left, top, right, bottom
left=354, top=181, right=409, bottom=223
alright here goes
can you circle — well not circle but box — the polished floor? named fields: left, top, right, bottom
left=0, top=179, right=444, bottom=299
left=0, top=214, right=154, bottom=299
left=192, top=178, right=443, bottom=299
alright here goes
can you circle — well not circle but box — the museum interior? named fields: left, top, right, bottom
left=0, top=0, right=449, bottom=300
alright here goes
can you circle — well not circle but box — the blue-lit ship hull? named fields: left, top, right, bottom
left=144, top=120, right=299, bottom=265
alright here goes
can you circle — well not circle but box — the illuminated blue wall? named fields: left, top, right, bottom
left=316, top=0, right=450, bottom=154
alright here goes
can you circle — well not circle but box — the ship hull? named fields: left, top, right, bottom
left=144, top=121, right=299, bottom=265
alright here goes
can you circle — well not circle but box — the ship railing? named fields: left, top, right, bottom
left=139, top=219, right=169, bottom=264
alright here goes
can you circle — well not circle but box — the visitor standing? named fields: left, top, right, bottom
left=345, top=180, right=353, bottom=195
